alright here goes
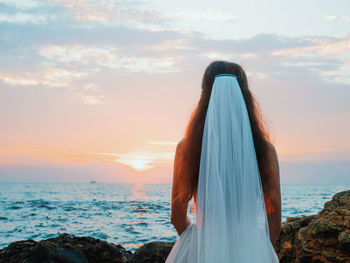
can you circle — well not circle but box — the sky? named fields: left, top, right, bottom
left=0, top=0, right=349, bottom=184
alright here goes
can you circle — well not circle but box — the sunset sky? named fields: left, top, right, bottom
left=0, top=0, right=349, bottom=184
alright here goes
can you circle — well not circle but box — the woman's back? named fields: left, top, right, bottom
left=166, top=72, right=281, bottom=263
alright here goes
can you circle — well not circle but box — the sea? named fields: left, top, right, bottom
left=0, top=183, right=349, bottom=251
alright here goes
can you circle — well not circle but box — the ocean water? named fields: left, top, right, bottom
left=0, top=183, right=349, bottom=251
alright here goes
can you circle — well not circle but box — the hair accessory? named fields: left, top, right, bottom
left=215, top=73, right=238, bottom=78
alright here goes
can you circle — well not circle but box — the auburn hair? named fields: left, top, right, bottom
left=178, top=61, right=271, bottom=202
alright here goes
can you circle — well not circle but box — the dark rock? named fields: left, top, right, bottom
left=0, top=233, right=131, bottom=263
left=274, top=190, right=350, bottom=263
left=274, top=215, right=317, bottom=262
left=128, top=242, right=174, bottom=263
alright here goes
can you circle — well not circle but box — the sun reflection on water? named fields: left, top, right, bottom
left=130, top=183, right=147, bottom=201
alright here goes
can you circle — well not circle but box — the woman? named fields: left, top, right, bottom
left=166, top=61, right=281, bottom=262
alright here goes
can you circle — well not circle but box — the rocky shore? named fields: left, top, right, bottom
left=1, top=190, right=349, bottom=263
left=275, top=189, right=350, bottom=263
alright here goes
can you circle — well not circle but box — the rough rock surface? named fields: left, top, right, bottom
left=0, top=233, right=131, bottom=263
left=128, top=242, right=174, bottom=263
left=274, top=190, right=350, bottom=263
left=1, top=190, right=349, bottom=263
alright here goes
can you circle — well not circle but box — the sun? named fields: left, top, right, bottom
left=110, top=154, right=154, bottom=171
left=131, top=159, right=150, bottom=171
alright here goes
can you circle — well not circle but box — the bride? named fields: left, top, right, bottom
left=166, top=61, right=281, bottom=262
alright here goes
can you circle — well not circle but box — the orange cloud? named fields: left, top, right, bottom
left=0, top=144, right=175, bottom=172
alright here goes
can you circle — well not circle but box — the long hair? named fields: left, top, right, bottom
left=179, top=61, right=271, bottom=202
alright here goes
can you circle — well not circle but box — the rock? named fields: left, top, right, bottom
left=0, top=233, right=131, bottom=263
left=274, top=214, right=317, bottom=262
left=128, top=242, right=174, bottom=263
left=274, top=190, right=350, bottom=263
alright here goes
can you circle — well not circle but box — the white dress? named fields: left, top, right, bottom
left=165, top=74, right=280, bottom=263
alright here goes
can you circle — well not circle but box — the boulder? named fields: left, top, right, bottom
left=0, top=233, right=131, bottom=263
left=128, top=242, right=174, bottom=263
left=274, top=190, right=350, bottom=263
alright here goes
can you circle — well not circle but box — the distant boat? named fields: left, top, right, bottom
left=90, top=180, right=97, bottom=184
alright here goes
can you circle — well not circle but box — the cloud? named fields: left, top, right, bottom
left=45, top=68, right=88, bottom=81
left=47, top=0, right=238, bottom=33
left=98, top=151, right=174, bottom=170
left=324, top=15, right=350, bottom=22
left=188, top=34, right=349, bottom=85
left=39, top=45, right=180, bottom=73
left=1, top=0, right=43, bottom=10
left=158, top=8, right=238, bottom=22
left=270, top=36, right=350, bottom=85
left=83, top=83, right=98, bottom=91
left=150, top=39, right=192, bottom=51
left=82, top=94, right=104, bottom=105
left=314, top=61, right=350, bottom=85
left=146, top=141, right=178, bottom=146
left=271, top=36, right=350, bottom=57
left=0, top=75, right=41, bottom=86
left=0, top=13, right=53, bottom=24
left=201, top=51, right=260, bottom=61
left=48, top=0, right=164, bottom=28
left=39, top=45, right=116, bottom=64
left=0, top=68, right=88, bottom=87
left=0, top=143, right=175, bottom=172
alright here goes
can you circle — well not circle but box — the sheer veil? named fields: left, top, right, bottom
left=166, top=74, right=279, bottom=263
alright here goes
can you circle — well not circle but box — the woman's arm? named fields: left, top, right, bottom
left=170, top=140, right=192, bottom=236
left=263, top=143, right=282, bottom=246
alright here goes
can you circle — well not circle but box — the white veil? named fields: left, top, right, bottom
left=166, top=74, right=279, bottom=263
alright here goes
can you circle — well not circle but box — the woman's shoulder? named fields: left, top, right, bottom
left=266, top=142, right=277, bottom=158
left=174, top=138, right=186, bottom=157
left=176, top=138, right=186, bottom=149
